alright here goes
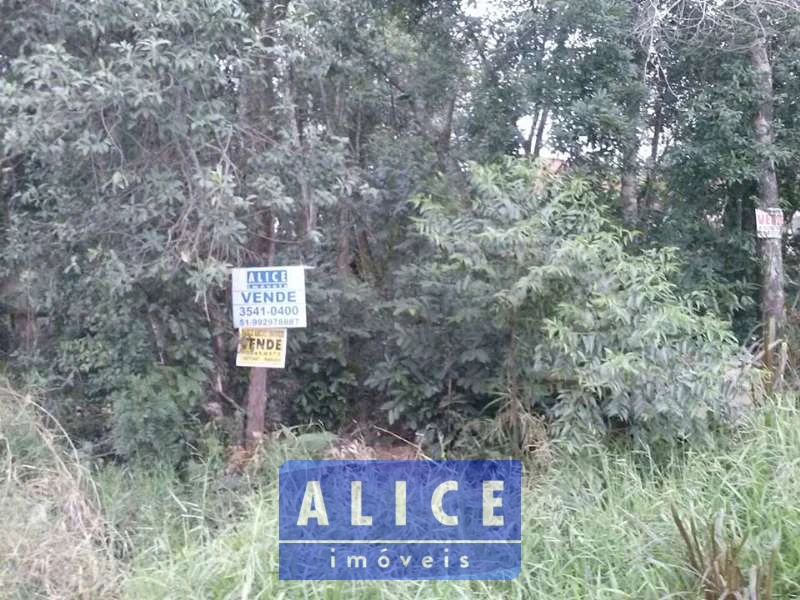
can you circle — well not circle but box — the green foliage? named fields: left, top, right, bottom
left=111, top=365, right=206, bottom=463
left=0, top=0, right=486, bottom=456
left=0, top=0, right=258, bottom=457
left=286, top=275, right=379, bottom=426
left=5, top=0, right=800, bottom=593
left=371, top=159, right=741, bottom=447
left=640, top=203, right=760, bottom=342
left=2, top=0, right=799, bottom=461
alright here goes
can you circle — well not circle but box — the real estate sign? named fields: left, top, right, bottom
left=236, top=328, right=287, bottom=368
left=756, top=208, right=784, bottom=239
left=278, top=460, right=522, bottom=580
left=231, top=266, right=307, bottom=328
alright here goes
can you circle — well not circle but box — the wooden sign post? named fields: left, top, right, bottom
left=232, top=266, right=308, bottom=445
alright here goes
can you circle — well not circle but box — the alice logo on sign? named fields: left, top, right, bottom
left=279, top=460, right=521, bottom=581
left=295, top=479, right=506, bottom=528
left=247, top=269, right=288, bottom=289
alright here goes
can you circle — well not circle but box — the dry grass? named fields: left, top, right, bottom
left=323, top=437, right=425, bottom=460
left=322, top=426, right=427, bottom=460
left=671, top=506, right=778, bottom=599
left=0, top=385, right=124, bottom=599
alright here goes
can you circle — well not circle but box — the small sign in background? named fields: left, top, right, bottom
left=756, top=208, right=784, bottom=239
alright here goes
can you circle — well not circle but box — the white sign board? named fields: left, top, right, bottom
left=231, top=266, right=307, bottom=328
left=756, top=208, right=784, bottom=239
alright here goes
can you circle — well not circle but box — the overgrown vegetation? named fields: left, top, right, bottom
left=4, top=384, right=800, bottom=598
left=4, top=0, right=800, bottom=596
left=0, top=385, right=123, bottom=599
left=374, top=160, right=747, bottom=450
left=670, top=506, right=778, bottom=599
left=1, top=0, right=797, bottom=461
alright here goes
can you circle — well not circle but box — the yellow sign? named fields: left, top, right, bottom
left=236, top=328, right=287, bottom=368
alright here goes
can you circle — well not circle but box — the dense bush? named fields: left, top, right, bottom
left=369, top=160, right=744, bottom=448
left=1, top=0, right=789, bottom=460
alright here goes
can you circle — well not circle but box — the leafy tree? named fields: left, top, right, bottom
left=0, top=0, right=795, bottom=461
left=0, top=0, right=489, bottom=457
left=637, top=0, right=800, bottom=385
left=371, top=159, right=742, bottom=449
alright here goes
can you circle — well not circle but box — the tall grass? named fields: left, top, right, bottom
left=121, top=402, right=800, bottom=599
left=0, top=385, right=123, bottom=599
left=4, top=384, right=800, bottom=598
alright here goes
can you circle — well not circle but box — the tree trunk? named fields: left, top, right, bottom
left=620, top=152, right=639, bottom=224
left=337, top=203, right=352, bottom=275
left=643, top=67, right=665, bottom=211
left=245, top=366, right=269, bottom=444
left=620, top=89, right=644, bottom=223
left=620, top=7, right=648, bottom=225
left=238, top=1, right=290, bottom=446
left=524, top=107, right=543, bottom=156
left=750, top=35, right=785, bottom=389
left=244, top=212, right=276, bottom=445
left=532, top=107, right=548, bottom=159
left=435, top=95, right=456, bottom=170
